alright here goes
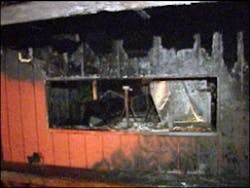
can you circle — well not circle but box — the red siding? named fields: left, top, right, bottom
left=1, top=73, right=12, bottom=161
left=103, top=132, right=121, bottom=167
left=6, top=78, right=25, bottom=162
left=0, top=49, right=207, bottom=171
left=69, top=133, right=87, bottom=168
left=85, top=132, right=103, bottom=168
left=34, top=81, right=54, bottom=165
left=1, top=68, right=193, bottom=170
left=52, top=132, right=70, bottom=166
left=20, top=81, right=38, bottom=158
left=121, top=133, right=139, bottom=160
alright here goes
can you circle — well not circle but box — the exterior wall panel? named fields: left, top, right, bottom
left=69, top=133, right=87, bottom=168
left=34, top=81, right=54, bottom=165
left=52, top=132, right=70, bottom=166
left=20, top=81, right=38, bottom=159
left=85, top=132, right=103, bottom=169
left=1, top=72, right=12, bottom=161
left=6, top=78, right=25, bottom=163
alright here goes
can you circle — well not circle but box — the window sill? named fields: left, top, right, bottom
left=141, top=131, right=218, bottom=137
left=49, top=127, right=217, bottom=137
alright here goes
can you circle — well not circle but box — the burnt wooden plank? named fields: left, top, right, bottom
left=68, top=133, right=87, bottom=168
left=1, top=49, right=12, bottom=161
left=85, top=132, right=103, bottom=169
left=5, top=49, right=25, bottom=162
left=52, top=132, right=70, bottom=166
left=34, top=80, right=54, bottom=165
left=32, top=56, right=54, bottom=165
left=20, top=80, right=39, bottom=159
left=1, top=1, right=203, bottom=26
left=102, top=132, right=121, bottom=169
left=18, top=55, right=39, bottom=159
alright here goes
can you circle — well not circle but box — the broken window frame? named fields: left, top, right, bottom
left=45, top=76, right=217, bottom=134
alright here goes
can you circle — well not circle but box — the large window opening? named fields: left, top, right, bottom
left=46, top=77, right=217, bottom=132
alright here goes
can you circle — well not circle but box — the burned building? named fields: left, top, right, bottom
left=1, top=1, right=249, bottom=187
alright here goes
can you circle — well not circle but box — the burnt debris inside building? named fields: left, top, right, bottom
left=46, top=78, right=216, bottom=132
left=42, top=31, right=218, bottom=132
left=1, top=2, right=248, bottom=133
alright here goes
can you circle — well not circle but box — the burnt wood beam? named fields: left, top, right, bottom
left=1, top=1, right=205, bottom=26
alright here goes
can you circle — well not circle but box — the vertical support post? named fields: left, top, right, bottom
left=125, top=89, right=129, bottom=127
left=177, top=141, right=180, bottom=171
left=92, top=80, right=98, bottom=100
left=62, top=52, right=68, bottom=76
left=216, top=132, right=223, bottom=175
left=193, top=33, right=201, bottom=65
left=65, top=85, right=70, bottom=123
left=212, top=32, right=224, bottom=68
left=236, top=32, right=246, bottom=173
left=117, top=41, right=121, bottom=78
left=151, top=36, right=162, bottom=74
left=123, top=86, right=133, bottom=128
left=113, top=40, right=123, bottom=78
left=81, top=42, right=84, bottom=76
left=196, top=137, right=200, bottom=172
left=237, top=32, right=245, bottom=93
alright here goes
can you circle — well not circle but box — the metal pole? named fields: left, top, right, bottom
left=123, top=86, right=132, bottom=128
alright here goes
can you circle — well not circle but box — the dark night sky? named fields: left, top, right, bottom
left=2, top=2, right=249, bottom=69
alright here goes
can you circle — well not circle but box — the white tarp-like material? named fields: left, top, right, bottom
left=150, top=80, right=211, bottom=128
left=150, top=81, right=170, bottom=119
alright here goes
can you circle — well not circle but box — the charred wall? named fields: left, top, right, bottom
left=1, top=1, right=249, bottom=185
